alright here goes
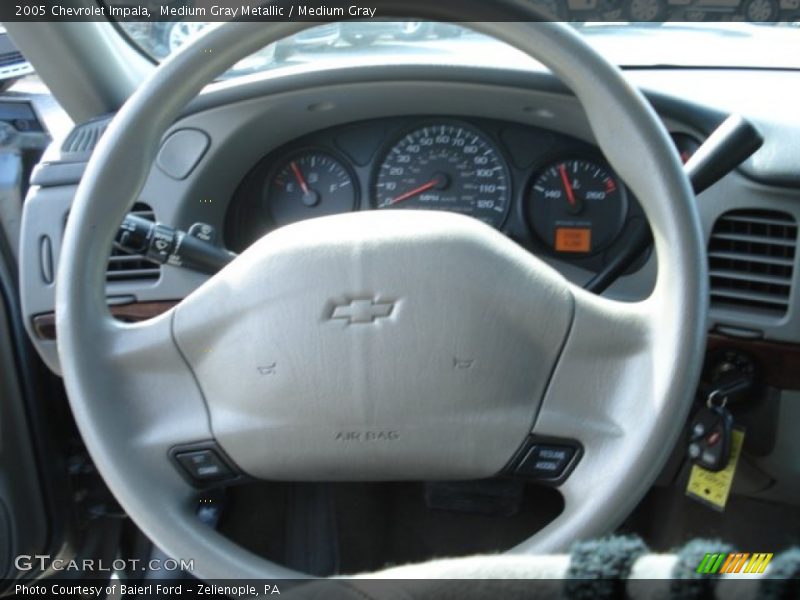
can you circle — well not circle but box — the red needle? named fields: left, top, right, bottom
left=558, top=163, right=577, bottom=207
left=290, top=161, right=310, bottom=195
left=389, top=178, right=439, bottom=206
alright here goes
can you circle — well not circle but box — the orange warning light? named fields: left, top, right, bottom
left=555, top=228, right=591, bottom=253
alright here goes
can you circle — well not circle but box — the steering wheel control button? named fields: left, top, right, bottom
left=188, top=222, right=218, bottom=245
left=174, top=447, right=235, bottom=485
left=516, top=444, right=577, bottom=481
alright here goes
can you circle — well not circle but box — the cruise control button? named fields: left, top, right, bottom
left=175, top=449, right=233, bottom=482
left=516, top=444, right=576, bottom=480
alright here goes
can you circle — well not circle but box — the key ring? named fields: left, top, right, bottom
left=707, top=390, right=729, bottom=409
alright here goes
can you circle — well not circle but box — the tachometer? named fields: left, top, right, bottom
left=374, top=123, right=511, bottom=229
left=266, top=150, right=357, bottom=228
left=527, top=158, right=628, bottom=254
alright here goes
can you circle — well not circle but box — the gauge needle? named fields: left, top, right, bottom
left=389, top=178, right=440, bottom=206
left=558, top=163, right=577, bottom=207
left=290, top=161, right=310, bottom=195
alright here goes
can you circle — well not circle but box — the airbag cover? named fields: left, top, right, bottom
left=173, top=211, right=573, bottom=480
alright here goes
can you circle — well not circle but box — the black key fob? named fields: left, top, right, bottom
left=688, top=405, right=733, bottom=472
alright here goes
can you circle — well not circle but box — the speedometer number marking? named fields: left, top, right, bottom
left=374, top=123, right=511, bottom=229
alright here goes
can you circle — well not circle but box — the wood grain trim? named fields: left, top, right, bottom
left=707, top=333, right=800, bottom=391
left=32, top=300, right=179, bottom=341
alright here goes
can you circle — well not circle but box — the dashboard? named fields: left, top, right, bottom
left=8, top=39, right=800, bottom=573
left=226, top=116, right=647, bottom=276
left=18, top=64, right=800, bottom=380
left=13, top=59, right=800, bottom=518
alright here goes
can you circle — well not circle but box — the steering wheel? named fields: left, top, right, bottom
left=56, top=1, right=707, bottom=580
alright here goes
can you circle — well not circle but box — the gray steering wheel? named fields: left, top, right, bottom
left=56, top=3, right=707, bottom=580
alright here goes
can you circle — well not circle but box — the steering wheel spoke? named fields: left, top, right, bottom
left=61, top=308, right=215, bottom=509
left=100, top=311, right=213, bottom=450
left=518, top=289, right=695, bottom=550
left=536, top=291, right=653, bottom=442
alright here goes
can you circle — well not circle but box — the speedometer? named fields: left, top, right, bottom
left=374, top=123, right=511, bottom=229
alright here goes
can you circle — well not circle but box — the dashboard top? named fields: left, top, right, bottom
left=43, top=64, right=800, bottom=187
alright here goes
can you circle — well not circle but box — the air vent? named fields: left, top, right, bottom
left=61, top=118, right=110, bottom=157
left=106, top=203, right=161, bottom=282
left=0, top=51, right=24, bottom=68
left=708, top=209, right=797, bottom=316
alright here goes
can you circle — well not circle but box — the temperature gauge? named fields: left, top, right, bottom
left=527, top=158, right=628, bottom=255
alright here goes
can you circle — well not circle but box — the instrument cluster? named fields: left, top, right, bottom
left=226, top=116, right=649, bottom=273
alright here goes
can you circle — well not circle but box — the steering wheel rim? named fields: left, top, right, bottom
left=56, top=6, right=707, bottom=580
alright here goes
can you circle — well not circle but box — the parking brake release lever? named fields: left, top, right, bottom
left=585, top=114, right=763, bottom=294
left=115, top=214, right=236, bottom=275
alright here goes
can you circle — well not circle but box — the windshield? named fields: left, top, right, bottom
left=117, top=20, right=800, bottom=77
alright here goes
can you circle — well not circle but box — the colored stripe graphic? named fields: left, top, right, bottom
left=696, top=554, right=712, bottom=573
left=729, top=553, right=749, bottom=573
left=710, top=554, right=725, bottom=574
left=697, top=553, right=724, bottom=574
left=719, top=553, right=736, bottom=573
left=697, top=552, right=773, bottom=574
left=745, top=553, right=774, bottom=574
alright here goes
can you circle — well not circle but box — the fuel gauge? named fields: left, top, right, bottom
left=266, top=150, right=357, bottom=228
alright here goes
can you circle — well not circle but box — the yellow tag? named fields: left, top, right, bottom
left=686, top=428, right=745, bottom=511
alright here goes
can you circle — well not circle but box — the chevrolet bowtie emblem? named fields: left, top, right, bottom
left=330, top=299, right=394, bottom=324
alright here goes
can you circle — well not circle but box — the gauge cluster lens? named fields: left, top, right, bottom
left=528, top=158, right=628, bottom=254
left=374, top=123, right=511, bottom=229
left=249, top=123, right=634, bottom=265
left=266, top=151, right=356, bottom=227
